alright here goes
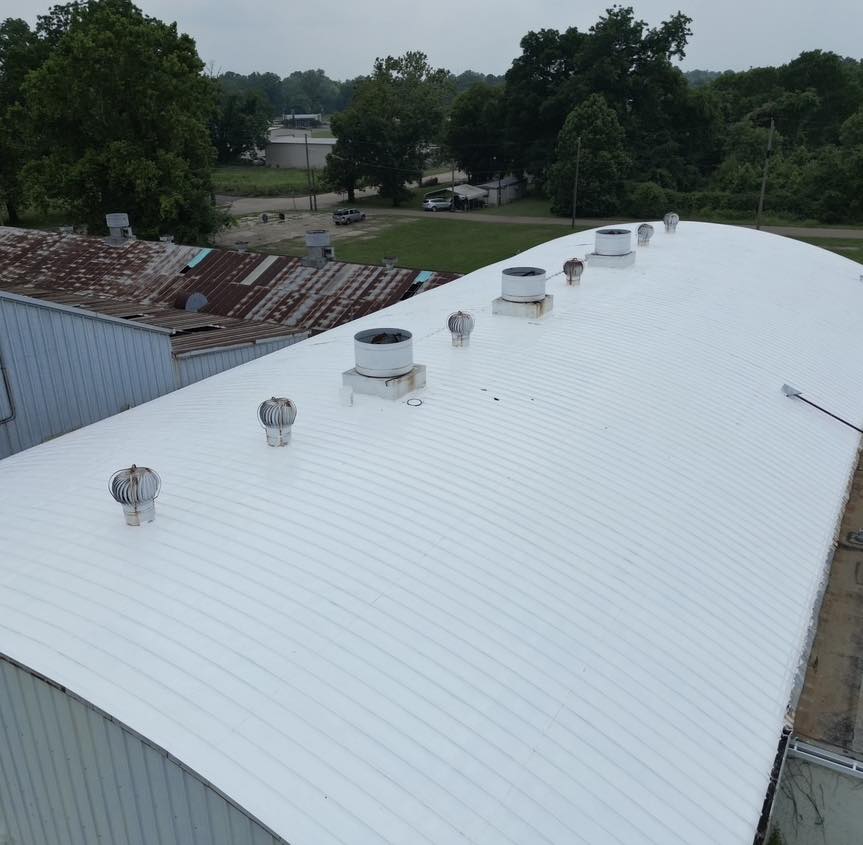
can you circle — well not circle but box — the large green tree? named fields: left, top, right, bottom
left=0, top=18, right=47, bottom=224
left=282, top=69, right=343, bottom=115
left=324, top=51, right=451, bottom=205
left=446, top=83, right=505, bottom=184
left=546, top=94, right=631, bottom=216
left=211, top=88, right=270, bottom=163
left=503, top=7, right=693, bottom=184
left=219, top=71, right=283, bottom=116
left=22, top=0, right=218, bottom=242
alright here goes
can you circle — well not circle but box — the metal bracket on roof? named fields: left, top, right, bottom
left=781, top=384, right=863, bottom=434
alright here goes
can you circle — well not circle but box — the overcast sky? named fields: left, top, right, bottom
left=2, top=0, right=861, bottom=78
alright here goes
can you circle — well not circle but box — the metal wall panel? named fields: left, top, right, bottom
left=0, top=295, right=175, bottom=460
left=0, top=659, right=287, bottom=845
left=173, top=335, right=305, bottom=388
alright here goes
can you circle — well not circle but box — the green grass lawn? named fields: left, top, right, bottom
left=309, top=128, right=335, bottom=138
left=213, top=165, right=317, bottom=196
left=794, top=237, right=863, bottom=264
left=329, top=219, right=581, bottom=274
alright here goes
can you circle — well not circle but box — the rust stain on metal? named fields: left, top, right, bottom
left=0, top=227, right=460, bottom=338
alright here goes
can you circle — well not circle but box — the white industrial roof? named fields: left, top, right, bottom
left=2, top=222, right=862, bottom=844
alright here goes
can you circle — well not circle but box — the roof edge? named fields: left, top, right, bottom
left=0, top=290, right=172, bottom=335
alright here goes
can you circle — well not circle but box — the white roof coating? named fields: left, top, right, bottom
left=2, top=222, right=863, bottom=845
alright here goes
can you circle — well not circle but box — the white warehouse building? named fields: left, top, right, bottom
left=266, top=136, right=335, bottom=169
left=2, top=223, right=863, bottom=845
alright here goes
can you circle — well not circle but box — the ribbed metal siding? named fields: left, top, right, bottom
left=0, top=296, right=175, bottom=459
left=0, top=659, right=287, bottom=845
left=174, top=335, right=304, bottom=388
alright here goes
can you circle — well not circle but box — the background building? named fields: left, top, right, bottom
left=265, top=136, right=335, bottom=168
left=476, top=175, right=526, bottom=207
left=0, top=227, right=458, bottom=336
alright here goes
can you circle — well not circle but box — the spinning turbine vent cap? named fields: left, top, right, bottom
left=108, top=464, right=161, bottom=526
left=563, top=258, right=585, bottom=285
left=448, top=311, right=475, bottom=347
left=258, top=397, right=298, bottom=446
left=637, top=223, right=655, bottom=245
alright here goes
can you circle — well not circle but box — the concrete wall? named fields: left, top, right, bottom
left=770, top=757, right=863, bottom=844
left=0, top=292, right=175, bottom=459
left=266, top=139, right=333, bottom=169
left=0, top=657, right=287, bottom=845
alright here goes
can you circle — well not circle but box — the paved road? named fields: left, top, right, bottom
left=217, top=193, right=863, bottom=240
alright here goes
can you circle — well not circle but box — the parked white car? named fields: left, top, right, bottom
left=422, top=197, right=452, bottom=212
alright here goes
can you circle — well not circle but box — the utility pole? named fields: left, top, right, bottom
left=304, top=134, right=313, bottom=211
left=451, top=159, right=456, bottom=210
left=755, top=117, right=774, bottom=231
left=571, top=136, right=582, bottom=230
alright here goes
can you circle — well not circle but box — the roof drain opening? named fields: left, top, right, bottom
left=586, top=228, right=636, bottom=268
left=109, top=465, right=161, bottom=526
left=493, top=267, right=553, bottom=318
left=343, top=328, right=426, bottom=399
left=448, top=311, right=475, bottom=347
left=637, top=223, right=655, bottom=246
left=564, top=258, right=585, bottom=285
left=258, top=397, right=297, bottom=446
left=663, top=212, right=680, bottom=233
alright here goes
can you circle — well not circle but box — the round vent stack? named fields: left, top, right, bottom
left=563, top=258, right=585, bottom=285
left=109, top=464, right=161, bottom=526
left=501, top=267, right=546, bottom=303
left=354, top=328, right=414, bottom=378
left=594, top=228, right=632, bottom=256
left=663, top=212, right=680, bottom=233
left=258, top=397, right=297, bottom=446
left=637, top=223, right=654, bottom=246
left=448, top=311, right=475, bottom=347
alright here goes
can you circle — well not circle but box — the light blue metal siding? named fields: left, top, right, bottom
left=174, top=335, right=305, bottom=388
left=0, top=295, right=175, bottom=460
left=0, top=659, right=288, bottom=845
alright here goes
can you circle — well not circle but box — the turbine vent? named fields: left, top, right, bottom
left=563, top=258, right=585, bottom=285
left=637, top=223, right=655, bottom=246
left=448, top=311, right=475, bottom=347
left=109, top=464, right=161, bottom=526
left=258, top=397, right=297, bottom=446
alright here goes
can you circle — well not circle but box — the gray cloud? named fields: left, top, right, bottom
left=2, top=0, right=861, bottom=78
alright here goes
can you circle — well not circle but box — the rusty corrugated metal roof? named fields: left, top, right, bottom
left=0, top=227, right=460, bottom=335
left=0, top=281, right=301, bottom=356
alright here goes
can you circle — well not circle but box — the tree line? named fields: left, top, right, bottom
left=0, top=0, right=506, bottom=236
left=2, top=1, right=861, bottom=242
left=325, top=7, right=863, bottom=222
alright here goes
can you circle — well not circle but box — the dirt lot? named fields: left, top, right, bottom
left=215, top=210, right=404, bottom=254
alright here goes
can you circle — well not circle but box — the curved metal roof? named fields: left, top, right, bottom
left=2, top=223, right=862, bottom=844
